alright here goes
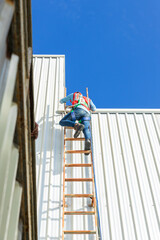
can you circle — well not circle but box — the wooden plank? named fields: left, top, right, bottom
left=65, top=194, right=93, bottom=198
left=64, top=211, right=95, bottom=215
left=65, top=105, right=74, bottom=109
left=0, top=104, right=18, bottom=226
left=0, top=2, right=14, bottom=46
left=65, top=138, right=85, bottom=141
left=64, top=230, right=96, bottom=234
left=65, top=126, right=74, bottom=129
left=62, top=127, right=66, bottom=240
left=90, top=151, right=98, bottom=237
left=0, top=55, right=19, bottom=135
left=65, top=163, right=92, bottom=167
left=65, top=178, right=93, bottom=182
left=0, top=146, right=19, bottom=240
left=65, top=150, right=91, bottom=154
left=6, top=182, right=22, bottom=240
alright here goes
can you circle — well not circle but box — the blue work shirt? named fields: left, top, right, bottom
left=60, top=93, right=96, bottom=114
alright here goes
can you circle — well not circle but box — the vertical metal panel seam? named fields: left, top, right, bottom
left=57, top=57, right=60, bottom=104
left=116, top=113, right=138, bottom=240
left=134, top=114, right=159, bottom=237
left=125, top=113, right=150, bottom=239
left=143, top=114, right=160, bottom=178
left=54, top=58, right=64, bottom=239
left=37, top=57, right=50, bottom=226
left=46, top=57, right=62, bottom=238
left=33, top=56, right=36, bottom=66
left=35, top=57, right=43, bottom=118
left=107, top=113, right=125, bottom=240
left=151, top=113, right=160, bottom=144
left=97, top=113, right=111, bottom=240
left=37, top=57, right=48, bottom=189
left=57, top=56, right=64, bottom=110
left=45, top=57, right=53, bottom=239
left=142, top=114, right=160, bottom=229
left=133, top=114, right=152, bottom=239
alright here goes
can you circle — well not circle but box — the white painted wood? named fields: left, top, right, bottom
left=6, top=182, right=22, bottom=240
left=0, top=54, right=19, bottom=148
left=0, top=146, right=19, bottom=240
left=0, top=104, right=18, bottom=227
left=0, top=1, right=14, bottom=47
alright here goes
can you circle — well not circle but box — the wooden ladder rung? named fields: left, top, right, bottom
left=65, top=127, right=74, bottom=129
left=65, top=150, right=91, bottom=154
left=65, top=138, right=85, bottom=141
left=65, top=163, right=92, bottom=167
left=64, top=230, right=96, bottom=234
left=65, top=194, right=93, bottom=198
left=65, top=178, right=93, bottom=182
left=64, top=211, right=95, bottom=215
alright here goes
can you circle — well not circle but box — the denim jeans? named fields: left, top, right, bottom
left=59, top=108, right=91, bottom=140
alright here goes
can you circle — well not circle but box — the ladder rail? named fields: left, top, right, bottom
left=87, top=86, right=99, bottom=239
left=62, top=127, right=66, bottom=240
left=91, top=150, right=99, bottom=239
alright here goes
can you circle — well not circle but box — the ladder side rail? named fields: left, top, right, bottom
left=91, top=139, right=99, bottom=239
left=62, top=127, right=66, bottom=240
left=87, top=86, right=99, bottom=238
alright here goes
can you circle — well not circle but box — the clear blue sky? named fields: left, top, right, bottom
left=32, top=0, right=160, bottom=108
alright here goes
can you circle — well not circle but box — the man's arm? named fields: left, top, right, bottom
left=90, top=100, right=96, bottom=112
left=60, top=93, right=74, bottom=104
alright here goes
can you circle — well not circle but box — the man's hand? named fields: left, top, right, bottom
left=31, top=122, right=39, bottom=139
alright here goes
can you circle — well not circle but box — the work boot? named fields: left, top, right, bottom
left=84, top=139, right=91, bottom=155
left=74, top=123, right=84, bottom=138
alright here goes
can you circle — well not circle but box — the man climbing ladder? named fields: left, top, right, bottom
left=59, top=91, right=96, bottom=154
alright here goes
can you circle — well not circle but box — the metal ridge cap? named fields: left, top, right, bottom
left=94, top=108, right=160, bottom=113
left=33, top=54, right=65, bottom=57
left=56, top=108, right=160, bottom=114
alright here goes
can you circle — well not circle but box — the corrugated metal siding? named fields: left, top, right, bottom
left=34, top=55, right=160, bottom=240
left=33, top=55, right=65, bottom=239
left=92, top=112, right=160, bottom=240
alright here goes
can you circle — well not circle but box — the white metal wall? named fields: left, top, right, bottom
left=34, top=55, right=160, bottom=240
left=33, top=55, right=65, bottom=239
left=92, top=112, right=160, bottom=240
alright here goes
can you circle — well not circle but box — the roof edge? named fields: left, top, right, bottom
left=94, top=108, right=160, bottom=113
left=33, top=54, right=65, bottom=57
left=57, top=108, right=160, bottom=114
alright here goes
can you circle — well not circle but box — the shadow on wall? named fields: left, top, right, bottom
left=36, top=105, right=63, bottom=173
left=36, top=105, right=64, bottom=239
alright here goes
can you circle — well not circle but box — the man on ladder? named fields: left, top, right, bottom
left=59, top=91, right=96, bottom=154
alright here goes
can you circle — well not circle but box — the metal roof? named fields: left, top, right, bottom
left=33, top=55, right=160, bottom=240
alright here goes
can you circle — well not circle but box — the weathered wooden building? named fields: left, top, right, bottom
left=0, top=1, right=37, bottom=239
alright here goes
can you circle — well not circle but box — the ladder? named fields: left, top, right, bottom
left=62, top=89, right=99, bottom=239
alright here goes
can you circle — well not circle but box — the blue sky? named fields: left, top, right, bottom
left=32, top=0, right=160, bottom=108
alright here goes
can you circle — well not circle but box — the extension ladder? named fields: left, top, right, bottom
left=62, top=127, right=99, bottom=239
